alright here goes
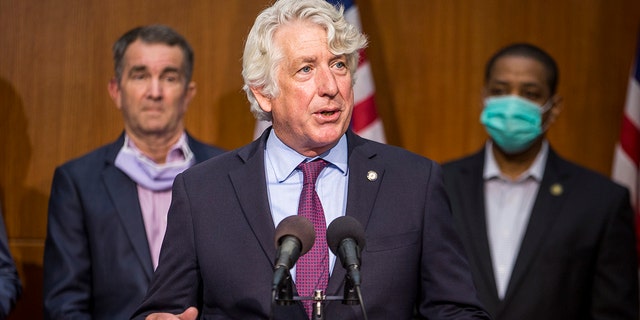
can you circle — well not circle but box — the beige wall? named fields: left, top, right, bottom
left=1, top=0, right=638, bottom=317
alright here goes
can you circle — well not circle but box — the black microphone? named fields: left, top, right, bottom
left=272, top=215, right=315, bottom=290
left=327, top=216, right=366, bottom=286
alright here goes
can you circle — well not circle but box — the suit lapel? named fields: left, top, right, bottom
left=99, top=133, right=220, bottom=283
left=102, top=136, right=154, bottom=280
left=326, top=132, right=384, bottom=297
left=228, top=132, right=278, bottom=270
left=456, top=151, right=501, bottom=304
left=228, top=130, right=308, bottom=317
left=187, top=133, right=209, bottom=163
left=500, top=149, right=567, bottom=306
left=187, top=131, right=223, bottom=163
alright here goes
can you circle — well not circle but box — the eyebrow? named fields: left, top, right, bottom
left=293, top=53, right=344, bottom=64
left=491, top=80, right=543, bottom=88
left=127, top=65, right=182, bottom=76
left=127, top=65, right=148, bottom=76
left=293, top=56, right=317, bottom=65
left=520, top=82, right=544, bottom=90
left=160, top=67, right=182, bottom=76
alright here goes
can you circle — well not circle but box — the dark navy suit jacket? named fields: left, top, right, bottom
left=132, top=129, right=490, bottom=320
left=0, top=204, right=21, bottom=319
left=443, top=147, right=639, bottom=320
left=43, top=132, right=224, bottom=320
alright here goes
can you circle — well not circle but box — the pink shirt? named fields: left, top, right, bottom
left=137, top=187, right=172, bottom=270
left=128, top=134, right=191, bottom=270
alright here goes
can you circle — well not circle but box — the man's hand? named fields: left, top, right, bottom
left=145, top=307, right=198, bottom=320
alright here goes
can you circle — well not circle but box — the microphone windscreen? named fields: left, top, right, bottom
left=274, top=215, right=316, bottom=255
left=326, top=216, right=366, bottom=254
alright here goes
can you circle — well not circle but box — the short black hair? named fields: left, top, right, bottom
left=112, top=24, right=194, bottom=84
left=484, top=43, right=558, bottom=95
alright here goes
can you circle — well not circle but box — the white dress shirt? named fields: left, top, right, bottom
left=483, top=140, right=548, bottom=299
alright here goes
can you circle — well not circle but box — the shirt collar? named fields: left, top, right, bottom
left=266, top=130, right=348, bottom=183
left=124, top=132, right=191, bottom=163
left=483, top=140, right=549, bottom=182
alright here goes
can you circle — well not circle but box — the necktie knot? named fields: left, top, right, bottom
left=298, top=159, right=328, bottom=187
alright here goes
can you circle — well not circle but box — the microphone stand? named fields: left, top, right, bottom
left=273, top=278, right=364, bottom=320
left=273, top=270, right=295, bottom=306
left=311, top=290, right=325, bottom=320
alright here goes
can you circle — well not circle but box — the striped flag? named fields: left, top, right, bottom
left=254, top=0, right=386, bottom=143
left=331, top=0, right=386, bottom=143
left=612, top=31, right=640, bottom=255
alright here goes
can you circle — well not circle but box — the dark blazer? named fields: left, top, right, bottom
left=132, top=129, right=490, bottom=320
left=43, top=132, right=224, bottom=320
left=0, top=205, right=21, bottom=319
left=443, top=147, right=639, bottom=320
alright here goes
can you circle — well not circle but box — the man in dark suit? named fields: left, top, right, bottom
left=131, top=0, right=490, bottom=319
left=0, top=202, right=21, bottom=319
left=43, top=25, right=224, bottom=320
left=443, top=43, right=639, bottom=320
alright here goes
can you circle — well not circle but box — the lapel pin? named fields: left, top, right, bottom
left=550, top=183, right=563, bottom=196
left=366, top=170, right=378, bottom=182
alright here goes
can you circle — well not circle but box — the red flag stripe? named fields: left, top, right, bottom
left=620, top=115, right=640, bottom=167
left=351, top=95, right=378, bottom=132
left=612, top=30, right=640, bottom=261
left=358, top=49, right=367, bottom=67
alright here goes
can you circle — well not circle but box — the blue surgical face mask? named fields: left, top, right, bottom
left=480, top=95, right=551, bottom=154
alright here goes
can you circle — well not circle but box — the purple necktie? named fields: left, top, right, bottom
left=296, top=159, right=329, bottom=318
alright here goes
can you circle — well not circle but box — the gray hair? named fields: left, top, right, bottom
left=242, top=0, right=368, bottom=121
left=112, top=24, right=194, bottom=84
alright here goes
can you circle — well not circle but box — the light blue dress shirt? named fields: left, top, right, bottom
left=264, top=130, right=349, bottom=280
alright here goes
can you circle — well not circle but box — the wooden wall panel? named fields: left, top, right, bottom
left=0, top=0, right=267, bottom=317
left=0, top=0, right=638, bottom=318
left=361, top=0, right=640, bottom=172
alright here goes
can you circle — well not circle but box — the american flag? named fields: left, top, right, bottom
left=254, top=0, right=386, bottom=143
left=612, top=31, right=640, bottom=255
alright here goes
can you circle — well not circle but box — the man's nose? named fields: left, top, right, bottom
left=317, top=67, right=339, bottom=97
left=147, top=78, right=163, bottom=100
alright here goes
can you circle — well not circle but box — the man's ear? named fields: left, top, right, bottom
left=549, top=94, right=563, bottom=119
left=182, top=81, right=197, bottom=112
left=250, top=87, right=272, bottom=113
left=545, top=94, right=564, bottom=127
left=108, top=78, right=122, bottom=109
